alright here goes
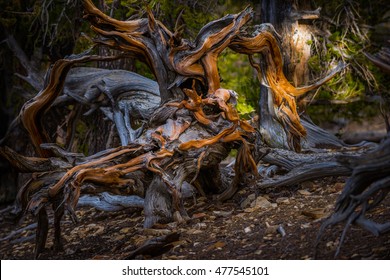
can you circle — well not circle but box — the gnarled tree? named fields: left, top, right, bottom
left=1, top=0, right=350, bottom=258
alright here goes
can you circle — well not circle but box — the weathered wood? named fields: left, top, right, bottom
left=260, top=142, right=373, bottom=171
left=0, top=146, right=62, bottom=172
left=256, top=132, right=376, bottom=188
left=230, top=26, right=345, bottom=151
left=144, top=175, right=173, bottom=228
left=78, top=192, right=144, bottom=211
left=317, top=135, right=390, bottom=257
left=259, top=162, right=351, bottom=189
left=0, top=1, right=351, bottom=257
left=19, top=52, right=128, bottom=157
left=34, top=207, right=48, bottom=259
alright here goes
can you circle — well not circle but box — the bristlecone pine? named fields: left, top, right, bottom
left=0, top=0, right=350, bottom=258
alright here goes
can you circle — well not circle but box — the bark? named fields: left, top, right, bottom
left=78, top=192, right=144, bottom=211
left=317, top=134, right=390, bottom=257
left=259, top=0, right=326, bottom=151
left=0, top=1, right=349, bottom=257
left=144, top=175, right=173, bottom=228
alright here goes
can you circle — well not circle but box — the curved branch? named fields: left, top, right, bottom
left=19, top=52, right=126, bottom=157
left=230, top=25, right=345, bottom=150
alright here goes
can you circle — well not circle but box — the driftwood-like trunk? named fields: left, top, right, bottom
left=0, top=0, right=350, bottom=258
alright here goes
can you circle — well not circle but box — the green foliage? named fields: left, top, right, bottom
left=309, top=0, right=389, bottom=104
left=76, top=120, right=89, bottom=155
left=306, top=100, right=380, bottom=126
left=218, top=50, right=259, bottom=118
left=134, top=60, right=155, bottom=80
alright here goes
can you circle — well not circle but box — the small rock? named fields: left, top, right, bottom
left=298, top=189, right=311, bottom=196
left=213, top=210, right=233, bottom=217
left=244, top=207, right=256, bottom=213
left=265, top=225, right=278, bottom=234
left=301, top=208, right=327, bottom=220
left=254, top=250, right=263, bottom=255
left=186, top=229, right=203, bottom=235
left=244, top=226, right=252, bottom=233
left=251, top=196, right=272, bottom=209
left=65, top=248, right=75, bottom=255
left=194, top=223, right=207, bottom=230
left=301, top=223, right=311, bottom=229
left=300, top=181, right=314, bottom=189
left=263, top=235, right=273, bottom=241
left=119, top=228, right=131, bottom=233
left=234, top=213, right=246, bottom=218
left=276, top=197, right=290, bottom=204
left=192, top=212, right=207, bottom=219
left=241, top=194, right=256, bottom=208
left=238, top=189, right=248, bottom=195
left=326, top=240, right=339, bottom=250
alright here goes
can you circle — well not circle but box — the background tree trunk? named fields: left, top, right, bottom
left=261, top=0, right=315, bottom=86
left=258, top=0, right=325, bottom=151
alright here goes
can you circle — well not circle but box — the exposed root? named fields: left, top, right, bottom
left=316, top=135, right=390, bottom=257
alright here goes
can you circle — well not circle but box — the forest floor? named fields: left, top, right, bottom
left=1, top=175, right=390, bottom=260
left=1, top=116, right=389, bottom=260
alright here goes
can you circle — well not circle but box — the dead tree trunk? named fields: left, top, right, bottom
left=262, top=0, right=319, bottom=86
left=259, top=0, right=330, bottom=151
left=0, top=0, right=347, bottom=257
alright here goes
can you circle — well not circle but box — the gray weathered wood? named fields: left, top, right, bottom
left=78, top=192, right=144, bottom=211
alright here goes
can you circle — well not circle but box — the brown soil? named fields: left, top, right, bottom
left=1, top=175, right=389, bottom=260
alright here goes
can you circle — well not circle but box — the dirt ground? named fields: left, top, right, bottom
left=1, top=175, right=389, bottom=260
